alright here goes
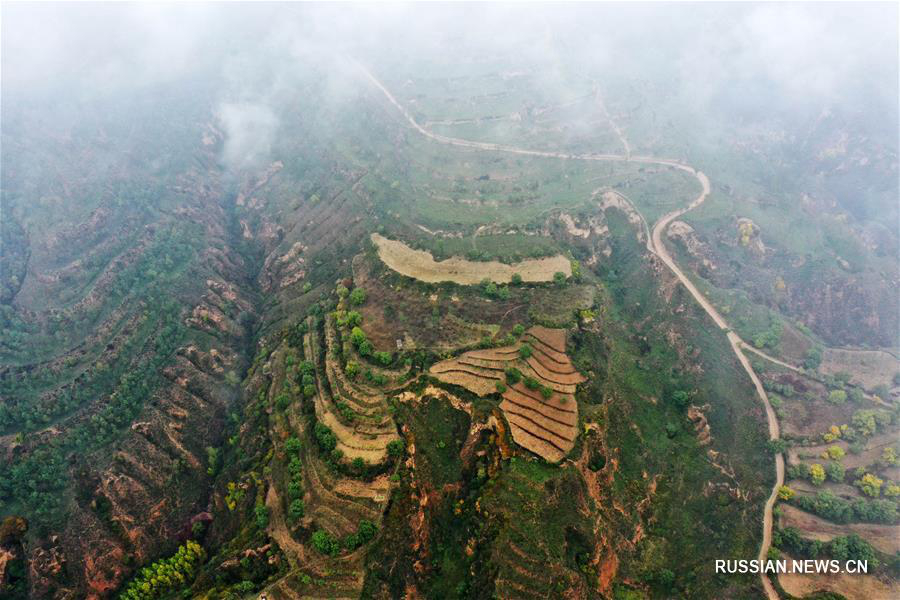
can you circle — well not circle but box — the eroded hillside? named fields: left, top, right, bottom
left=2, top=5, right=897, bottom=600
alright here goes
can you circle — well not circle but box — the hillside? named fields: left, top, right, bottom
left=1, top=4, right=897, bottom=600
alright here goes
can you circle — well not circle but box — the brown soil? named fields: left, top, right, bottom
left=821, top=348, right=900, bottom=391
left=778, top=552, right=899, bottom=600
left=429, top=326, right=581, bottom=461
left=371, top=233, right=571, bottom=285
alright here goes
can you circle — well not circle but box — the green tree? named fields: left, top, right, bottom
left=284, top=437, right=302, bottom=454
left=345, top=361, right=359, bottom=379
left=809, top=463, right=826, bottom=486
left=349, top=288, right=367, bottom=306
left=827, top=390, right=847, bottom=405
left=312, top=529, right=339, bottom=555
left=671, top=390, right=691, bottom=408
left=553, top=271, right=567, bottom=286
left=387, top=439, right=406, bottom=458
left=511, top=273, right=523, bottom=285
left=289, top=499, right=305, bottom=521
left=826, top=461, right=845, bottom=483
left=255, top=504, right=270, bottom=529
left=350, top=326, right=367, bottom=347
left=804, top=347, right=823, bottom=370
left=855, top=473, right=883, bottom=497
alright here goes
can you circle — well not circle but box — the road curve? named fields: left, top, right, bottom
left=357, top=61, right=782, bottom=599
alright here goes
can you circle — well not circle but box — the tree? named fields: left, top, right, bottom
left=809, top=463, right=826, bottom=486
left=374, top=351, right=392, bottom=366
left=671, top=390, right=691, bottom=408
left=553, top=271, right=567, bottom=286
left=314, top=422, right=337, bottom=453
left=387, top=439, right=406, bottom=458
left=851, top=410, right=879, bottom=437
left=350, top=326, right=367, bottom=347
left=767, top=438, right=789, bottom=454
left=827, top=390, right=847, bottom=405
left=345, top=361, right=359, bottom=379
left=357, top=519, right=377, bottom=544
left=287, top=480, right=303, bottom=500
left=505, top=367, right=522, bottom=384
left=349, top=288, right=367, bottom=306
left=519, top=343, right=533, bottom=359
left=826, top=461, right=845, bottom=483
left=880, top=446, right=898, bottom=466
left=511, top=273, right=523, bottom=285
left=205, top=446, right=220, bottom=476
left=255, top=504, right=270, bottom=529
left=804, top=347, right=823, bottom=370
left=312, top=530, right=339, bottom=555
left=495, top=381, right=507, bottom=393
left=821, top=445, right=845, bottom=461
left=540, top=385, right=553, bottom=400
left=828, top=534, right=878, bottom=567
left=855, top=473, right=883, bottom=497
left=275, top=393, right=291, bottom=411
left=512, top=324, right=525, bottom=337
left=284, top=437, right=302, bottom=454
left=777, top=485, right=795, bottom=501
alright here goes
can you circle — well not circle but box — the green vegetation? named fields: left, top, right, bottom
left=791, top=491, right=897, bottom=524
left=774, top=528, right=879, bottom=568
left=349, top=287, right=367, bottom=306
left=119, top=540, right=205, bottom=600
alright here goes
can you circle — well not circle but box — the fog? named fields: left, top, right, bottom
left=2, top=2, right=897, bottom=171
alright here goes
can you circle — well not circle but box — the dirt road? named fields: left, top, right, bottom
left=741, top=342, right=804, bottom=373
left=357, top=61, right=782, bottom=599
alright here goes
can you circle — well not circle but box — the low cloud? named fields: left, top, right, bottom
left=217, top=102, right=278, bottom=171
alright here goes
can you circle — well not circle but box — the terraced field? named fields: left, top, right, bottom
left=371, top=233, right=571, bottom=284
left=256, top=314, right=399, bottom=599
left=430, top=326, right=585, bottom=461
left=312, top=316, right=399, bottom=466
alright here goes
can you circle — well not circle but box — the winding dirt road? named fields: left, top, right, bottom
left=357, top=61, right=782, bottom=599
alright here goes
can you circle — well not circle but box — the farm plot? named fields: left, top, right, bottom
left=820, top=348, right=900, bottom=391
left=371, top=233, right=571, bottom=284
left=430, top=326, right=585, bottom=461
left=310, top=317, right=400, bottom=463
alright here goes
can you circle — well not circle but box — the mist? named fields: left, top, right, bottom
left=4, top=3, right=895, bottom=117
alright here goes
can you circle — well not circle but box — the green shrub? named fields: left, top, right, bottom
left=387, top=439, right=406, bottom=458
left=349, top=288, right=367, bottom=306
left=311, top=529, right=339, bottom=555
left=288, top=499, right=305, bottom=521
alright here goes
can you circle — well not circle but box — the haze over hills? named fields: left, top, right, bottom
left=1, top=3, right=897, bottom=599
